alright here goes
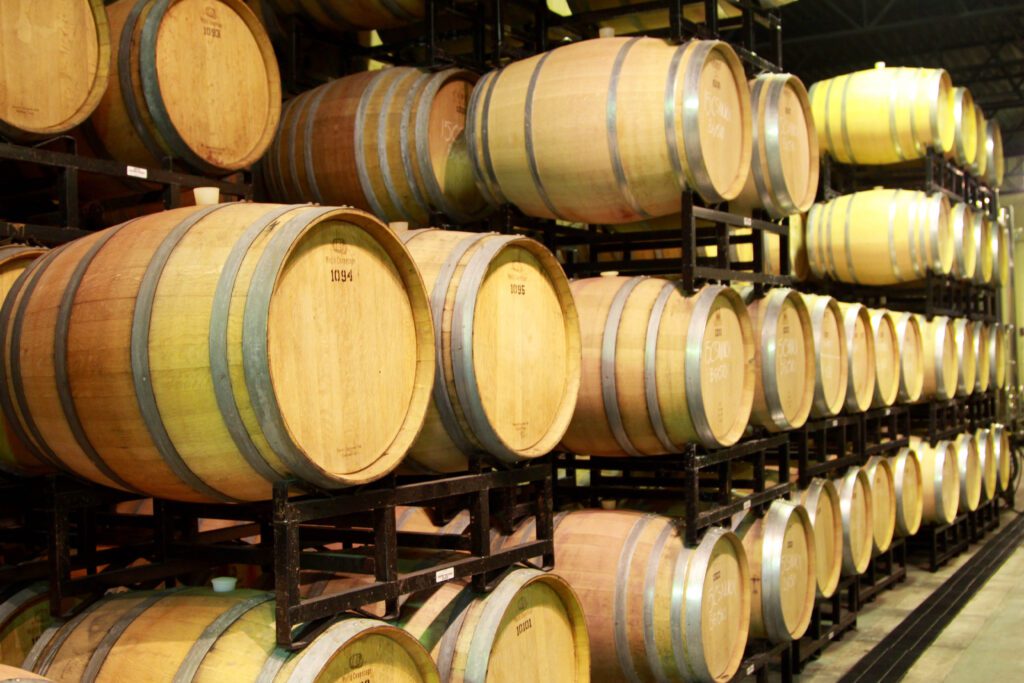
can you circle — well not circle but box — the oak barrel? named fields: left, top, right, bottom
left=838, top=302, right=876, bottom=413
left=798, top=294, right=848, bottom=418
left=265, top=0, right=424, bottom=30
left=264, top=68, right=488, bottom=225
left=951, top=203, right=977, bottom=281
left=863, top=456, right=896, bottom=554
left=809, top=64, right=954, bottom=164
left=0, top=0, right=110, bottom=139
left=867, top=309, right=900, bottom=408
left=910, top=437, right=960, bottom=525
left=0, top=246, right=50, bottom=476
left=952, top=318, right=977, bottom=397
left=992, top=423, right=1012, bottom=493
left=27, top=588, right=438, bottom=682
left=975, top=427, right=998, bottom=503
left=983, top=118, right=1005, bottom=188
left=533, top=509, right=751, bottom=683
left=920, top=315, right=959, bottom=401
left=733, top=73, right=819, bottom=219
left=0, top=204, right=434, bottom=502
left=972, top=109, right=988, bottom=176
left=562, top=277, right=755, bottom=454
left=0, top=665, right=48, bottom=682
left=892, top=447, right=923, bottom=537
left=89, top=0, right=281, bottom=174
left=0, top=584, right=53, bottom=667
left=732, top=500, right=816, bottom=643
left=837, top=466, right=873, bottom=576
left=399, top=569, right=590, bottom=683
left=987, top=322, right=1006, bottom=389
left=745, top=288, right=815, bottom=431
left=466, top=36, right=752, bottom=223
left=797, top=478, right=843, bottom=598
left=973, top=212, right=994, bottom=284
left=891, top=311, right=924, bottom=403
left=806, top=189, right=953, bottom=285
left=974, top=321, right=991, bottom=393
left=951, top=86, right=978, bottom=167
left=398, top=229, right=580, bottom=471
left=992, top=219, right=1009, bottom=286
left=953, top=432, right=982, bottom=513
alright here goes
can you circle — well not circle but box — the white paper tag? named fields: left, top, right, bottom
left=884, top=408, right=891, bottom=416
left=435, top=567, right=455, bottom=583
left=746, top=664, right=756, bottom=675
left=126, top=165, right=148, bottom=179
left=743, top=500, right=752, bottom=511
left=832, top=419, right=839, bottom=427
left=743, top=217, right=753, bottom=227
left=828, top=630, right=836, bottom=640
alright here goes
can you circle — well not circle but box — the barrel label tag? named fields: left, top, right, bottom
left=127, top=165, right=148, bottom=179
left=201, top=4, right=223, bottom=38
left=435, top=567, right=455, bottom=583
left=330, top=269, right=354, bottom=283
left=515, top=616, right=534, bottom=637
left=747, top=664, right=756, bottom=676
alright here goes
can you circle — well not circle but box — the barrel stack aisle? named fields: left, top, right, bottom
left=0, top=1, right=1022, bottom=683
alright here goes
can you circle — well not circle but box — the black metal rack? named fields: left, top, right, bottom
left=859, top=538, right=908, bottom=605
left=907, top=515, right=971, bottom=572
left=863, top=406, right=913, bottom=458
left=967, top=497, right=1001, bottom=542
left=0, top=139, right=252, bottom=239
left=910, top=398, right=971, bottom=445
left=791, top=414, right=865, bottom=488
left=791, top=576, right=859, bottom=672
left=0, top=464, right=553, bottom=649
left=554, top=433, right=792, bottom=547
left=734, top=638, right=793, bottom=683
left=815, top=275, right=998, bottom=323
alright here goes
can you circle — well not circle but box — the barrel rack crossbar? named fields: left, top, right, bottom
left=551, top=190, right=792, bottom=296
left=816, top=275, right=998, bottom=324
left=0, top=464, right=554, bottom=649
left=733, top=638, right=793, bottom=683
left=791, top=414, right=866, bottom=489
left=967, top=497, right=1001, bottom=543
left=907, top=514, right=971, bottom=572
left=791, top=575, right=860, bottom=673
left=821, top=149, right=998, bottom=221
left=863, top=406, right=913, bottom=458
left=0, top=139, right=252, bottom=239
left=908, top=390, right=996, bottom=447
left=858, top=538, right=908, bottom=605
left=554, top=434, right=793, bottom=547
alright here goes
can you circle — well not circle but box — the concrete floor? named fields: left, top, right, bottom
left=794, top=499, right=1023, bottom=682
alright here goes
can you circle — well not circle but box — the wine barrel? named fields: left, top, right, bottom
left=0, top=0, right=110, bottom=139
left=0, top=204, right=434, bottom=502
left=265, top=0, right=424, bottom=31
left=892, top=447, right=923, bottom=537
left=1000, top=325, right=1013, bottom=390
left=983, top=118, right=1005, bottom=188
left=745, top=288, right=815, bottom=431
left=0, top=584, right=53, bottom=667
left=992, top=219, right=1009, bottom=286
left=800, top=294, right=848, bottom=418
left=891, top=311, right=924, bottom=403
left=399, top=569, right=589, bottom=683
left=466, top=36, right=752, bottom=223
left=838, top=303, right=876, bottom=413
left=953, top=432, right=982, bottom=513
left=973, top=212, right=994, bottom=284
left=867, top=309, right=900, bottom=408
left=397, top=229, right=579, bottom=471
left=920, top=315, right=958, bottom=401
left=562, top=277, right=755, bottom=454
left=264, top=68, right=487, bottom=225
left=951, top=87, right=978, bottom=167
left=797, top=478, right=843, bottom=598
left=88, top=0, right=281, bottom=174
left=0, top=665, right=48, bottom=682
left=786, top=212, right=812, bottom=282
left=972, top=109, right=988, bottom=177
left=953, top=318, right=977, bottom=397
left=534, top=510, right=750, bottom=683
left=0, top=246, right=50, bottom=477
left=863, top=457, right=896, bottom=554
left=975, top=427, right=998, bottom=503
left=910, top=437, right=960, bottom=525
left=992, top=423, right=1012, bottom=493
left=837, top=466, right=873, bottom=576
left=809, top=64, right=955, bottom=164
left=27, top=588, right=438, bottom=682
left=974, top=321, right=991, bottom=393
left=951, top=203, right=977, bottom=281
left=732, top=501, right=816, bottom=643
left=806, top=189, right=953, bottom=285
left=987, top=322, right=1006, bottom=389
left=732, top=73, right=819, bottom=219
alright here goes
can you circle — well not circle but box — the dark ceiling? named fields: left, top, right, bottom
left=780, top=0, right=1024, bottom=186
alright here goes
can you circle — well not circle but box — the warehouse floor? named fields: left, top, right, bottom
left=793, top=483, right=1024, bottom=682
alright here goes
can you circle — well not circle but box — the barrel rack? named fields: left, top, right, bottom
left=0, top=462, right=553, bottom=649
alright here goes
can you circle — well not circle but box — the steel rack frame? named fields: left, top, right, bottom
left=0, top=139, right=252, bottom=240
left=554, top=433, right=792, bottom=547
left=907, top=515, right=971, bottom=572
left=813, top=275, right=998, bottom=323
left=858, top=538, right=908, bottom=605
left=791, top=414, right=865, bottom=488
left=790, top=575, right=859, bottom=672
left=967, top=497, right=1000, bottom=542
left=553, top=190, right=792, bottom=295
left=863, top=406, right=912, bottom=458
left=909, top=398, right=970, bottom=445
left=733, top=638, right=793, bottom=683
left=966, top=390, right=998, bottom=429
